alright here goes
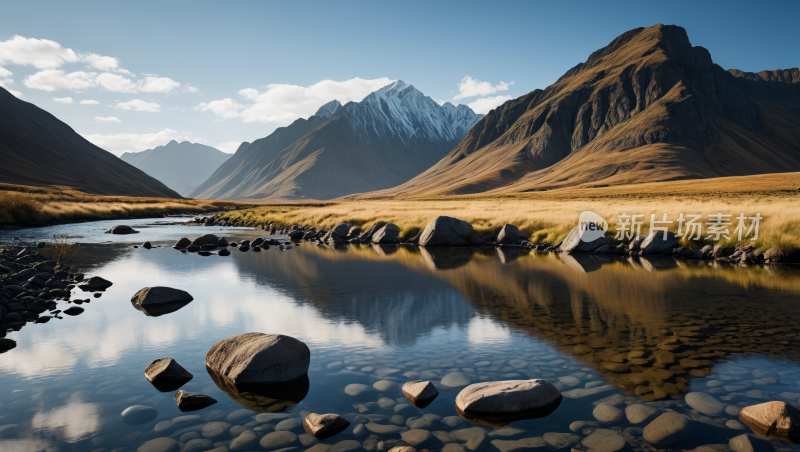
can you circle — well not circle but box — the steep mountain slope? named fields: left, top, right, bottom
left=0, top=87, right=179, bottom=197
left=187, top=81, right=483, bottom=200
left=121, top=141, right=232, bottom=196
left=366, top=24, right=800, bottom=197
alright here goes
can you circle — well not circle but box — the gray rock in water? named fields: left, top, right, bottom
left=441, top=372, right=471, bottom=388
left=110, top=225, right=139, bottom=235
left=200, top=244, right=217, bottom=251
left=419, top=216, right=473, bottom=246
left=593, top=403, right=624, bottom=423
left=206, top=333, right=310, bottom=384
left=186, top=244, right=200, bottom=252
left=174, top=238, right=191, bottom=249
left=372, top=223, right=401, bottom=244
left=259, top=431, right=298, bottom=450
left=641, top=231, right=679, bottom=255
left=642, top=412, right=692, bottom=446
left=402, top=380, right=439, bottom=407
left=303, top=413, right=350, bottom=439
left=81, top=276, right=113, bottom=290
left=63, top=306, right=84, bottom=316
left=192, top=234, right=219, bottom=247
left=183, top=438, right=214, bottom=452
left=217, top=238, right=229, bottom=247
left=132, top=287, right=193, bottom=308
left=230, top=430, right=258, bottom=450
left=738, top=401, right=800, bottom=442
left=175, top=390, right=217, bottom=412
left=144, top=358, right=193, bottom=391
left=218, top=249, right=231, bottom=256
left=455, top=380, right=562, bottom=422
left=581, top=429, right=625, bottom=451
left=560, top=224, right=606, bottom=253
left=625, top=404, right=659, bottom=424
left=122, top=405, right=158, bottom=425
left=496, top=224, right=519, bottom=245
left=142, top=242, right=152, bottom=249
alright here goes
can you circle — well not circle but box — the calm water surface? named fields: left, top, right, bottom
left=2, top=219, right=800, bottom=451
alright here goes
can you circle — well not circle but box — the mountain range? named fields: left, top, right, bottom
left=121, top=141, right=232, bottom=196
left=0, top=86, right=179, bottom=198
left=187, top=81, right=483, bottom=200
left=364, top=24, right=800, bottom=197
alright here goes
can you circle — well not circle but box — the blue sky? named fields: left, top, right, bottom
left=0, top=0, right=797, bottom=155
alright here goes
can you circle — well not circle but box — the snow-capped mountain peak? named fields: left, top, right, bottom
left=336, top=81, right=483, bottom=146
left=314, top=100, right=342, bottom=119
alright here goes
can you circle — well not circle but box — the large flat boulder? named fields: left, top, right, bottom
left=419, top=216, right=473, bottom=247
left=560, top=224, right=606, bottom=253
left=455, top=380, right=561, bottom=422
left=206, top=333, right=310, bottom=385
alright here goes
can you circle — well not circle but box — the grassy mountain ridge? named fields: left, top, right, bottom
left=364, top=24, right=800, bottom=198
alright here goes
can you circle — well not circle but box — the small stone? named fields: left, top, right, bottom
left=303, top=413, right=350, bottom=439
left=542, top=432, right=580, bottom=449
left=144, top=358, right=193, bottom=390
left=725, top=420, right=745, bottom=430
left=625, top=404, right=659, bottom=424
left=581, top=429, right=625, bottom=451
left=201, top=421, right=232, bottom=439
left=490, top=438, right=547, bottom=452
left=643, top=412, right=692, bottom=446
left=685, top=392, right=724, bottom=416
left=276, top=418, right=303, bottom=431
left=137, top=437, right=179, bottom=452
left=345, top=384, right=372, bottom=396
left=122, top=405, right=158, bottom=425
left=441, top=372, right=471, bottom=388
left=442, top=444, right=465, bottom=452
left=400, top=429, right=432, bottom=446
left=365, top=423, right=407, bottom=435
left=374, top=380, right=399, bottom=392
left=725, top=406, right=741, bottom=416
left=259, top=431, right=298, bottom=450
left=402, top=381, right=439, bottom=407
left=183, top=438, right=214, bottom=452
left=229, top=430, right=258, bottom=451
left=452, top=427, right=486, bottom=451
left=175, top=391, right=217, bottom=412
left=592, top=403, right=624, bottom=423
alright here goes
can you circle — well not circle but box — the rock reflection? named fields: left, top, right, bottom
left=275, top=243, right=800, bottom=402
left=207, top=367, right=309, bottom=412
left=131, top=299, right=192, bottom=317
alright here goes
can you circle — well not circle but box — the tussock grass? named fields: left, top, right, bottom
left=46, top=234, right=81, bottom=262
left=0, top=183, right=248, bottom=226
left=219, top=193, right=800, bottom=250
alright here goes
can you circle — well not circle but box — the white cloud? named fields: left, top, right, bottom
left=80, top=53, right=131, bottom=76
left=53, top=96, right=73, bottom=104
left=0, top=67, right=11, bottom=78
left=215, top=141, right=242, bottom=154
left=24, top=70, right=96, bottom=92
left=467, top=95, right=513, bottom=114
left=197, top=98, right=243, bottom=119
left=454, top=76, right=513, bottom=100
left=183, top=85, right=199, bottom=93
left=95, top=116, right=121, bottom=123
left=0, top=35, right=79, bottom=69
left=80, top=99, right=99, bottom=105
left=83, top=128, right=203, bottom=155
left=198, top=77, right=394, bottom=124
left=114, top=99, right=160, bottom=112
left=96, top=72, right=137, bottom=93
left=139, top=76, right=180, bottom=93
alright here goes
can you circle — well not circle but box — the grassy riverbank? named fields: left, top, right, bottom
left=218, top=173, right=800, bottom=252
left=0, top=183, right=247, bottom=226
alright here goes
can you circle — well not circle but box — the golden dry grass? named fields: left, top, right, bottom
left=0, top=183, right=249, bottom=226
left=46, top=234, right=81, bottom=262
left=220, top=173, right=800, bottom=251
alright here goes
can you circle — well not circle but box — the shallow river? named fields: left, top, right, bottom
left=2, top=219, right=800, bottom=451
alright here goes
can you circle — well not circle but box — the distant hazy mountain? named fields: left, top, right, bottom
left=367, top=24, right=800, bottom=197
left=0, top=86, right=179, bottom=198
left=121, top=141, right=232, bottom=196
left=187, top=81, right=483, bottom=200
